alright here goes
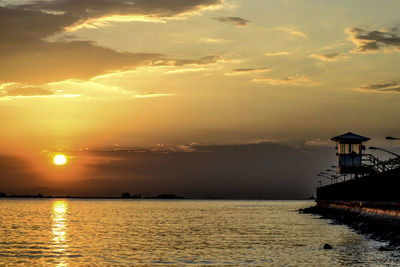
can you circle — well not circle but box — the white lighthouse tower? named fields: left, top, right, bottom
left=331, top=132, right=370, bottom=174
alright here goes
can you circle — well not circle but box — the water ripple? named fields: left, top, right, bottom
left=0, top=200, right=399, bottom=265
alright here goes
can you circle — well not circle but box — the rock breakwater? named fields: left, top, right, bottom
left=300, top=204, right=400, bottom=251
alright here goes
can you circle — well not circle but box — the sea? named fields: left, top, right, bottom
left=1, top=199, right=399, bottom=266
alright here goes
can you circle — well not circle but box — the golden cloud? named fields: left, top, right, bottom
left=253, top=74, right=310, bottom=85
left=133, top=92, right=174, bottom=98
left=224, top=68, right=270, bottom=76
left=264, top=51, right=290, bottom=56
left=310, top=53, right=348, bottom=62
left=275, top=27, right=308, bottom=39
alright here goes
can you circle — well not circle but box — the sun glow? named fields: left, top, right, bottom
left=53, top=155, right=67, bottom=165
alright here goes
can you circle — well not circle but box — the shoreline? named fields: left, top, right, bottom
left=300, top=204, right=400, bottom=251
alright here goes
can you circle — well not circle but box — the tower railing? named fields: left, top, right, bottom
left=318, top=155, right=400, bottom=187
left=362, top=154, right=385, bottom=173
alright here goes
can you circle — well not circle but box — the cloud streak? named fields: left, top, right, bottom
left=152, top=55, right=222, bottom=67
left=200, top=38, right=230, bottom=44
left=310, top=53, right=348, bottom=62
left=133, top=92, right=174, bottom=98
left=357, top=80, right=400, bottom=93
left=253, top=74, right=309, bottom=86
left=224, top=68, right=270, bottom=76
left=264, top=51, right=290, bottom=56
left=275, top=27, right=308, bottom=39
left=2, top=86, right=53, bottom=97
left=0, top=83, right=80, bottom=100
left=214, top=16, right=250, bottom=26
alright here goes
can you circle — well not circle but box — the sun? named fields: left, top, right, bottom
left=53, top=154, right=67, bottom=165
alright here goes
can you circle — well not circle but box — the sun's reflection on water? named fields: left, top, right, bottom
left=52, top=200, right=69, bottom=266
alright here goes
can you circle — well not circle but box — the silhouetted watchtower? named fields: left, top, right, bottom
left=331, top=132, right=369, bottom=174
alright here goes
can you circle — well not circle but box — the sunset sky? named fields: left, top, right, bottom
left=1, top=0, right=400, bottom=197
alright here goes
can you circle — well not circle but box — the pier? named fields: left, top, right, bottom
left=302, top=132, right=400, bottom=250
left=315, top=132, right=400, bottom=211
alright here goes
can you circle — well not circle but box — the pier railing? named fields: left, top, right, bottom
left=319, top=155, right=400, bottom=187
left=363, top=154, right=400, bottom=174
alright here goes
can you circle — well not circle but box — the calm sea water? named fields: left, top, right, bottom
left=0, top=199, right=399, bottom=266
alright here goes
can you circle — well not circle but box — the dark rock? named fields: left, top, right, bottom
left=378, top=246, right=393, bottom=251
left=323, top=243, right=333, bottom=249
left=388, top=234, right=400, bottom=246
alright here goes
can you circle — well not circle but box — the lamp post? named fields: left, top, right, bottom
left=317, top=173, right=334, bottom=184
left=326, top=169, right=344, bottom=182
left=386, top=136, right=400, bottom=140
left=369, top=146, right=400, bottom=158
left=326, top=169, right=338, bottom=174
left=320, top=172, right=338, bottom=181
left=329, top=165, right=346, bottom=181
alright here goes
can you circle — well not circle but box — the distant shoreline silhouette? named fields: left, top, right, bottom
left=0, top=192, right=311, bottom=200
left=0, top=192, right=185, bottom=200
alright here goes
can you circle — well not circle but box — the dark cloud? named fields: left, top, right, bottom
left=0, top=0, right=223, bottom=84
left=232, top=68, right=268, bottom=72
left=214, top=16, right=250, bottom=26
left=0, top=7, right=72, bottom=43
left=358, top=80, right=400, bottom=93
left=0, top=156, right=44, bottom=195
left=0, top=6, right=157, bottom=84
left=0, top=38, right=160, bottom=84
left=346, top=26, right=400, bottom=54
left=0, top=142, right=336, bottom=199
left=16, top=0, right=222, bottom=20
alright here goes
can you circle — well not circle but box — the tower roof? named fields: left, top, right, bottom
left=331, top=132, right=370, bottom=142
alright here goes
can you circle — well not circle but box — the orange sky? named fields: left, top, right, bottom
left=1, top=0, right=399, bottom=197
